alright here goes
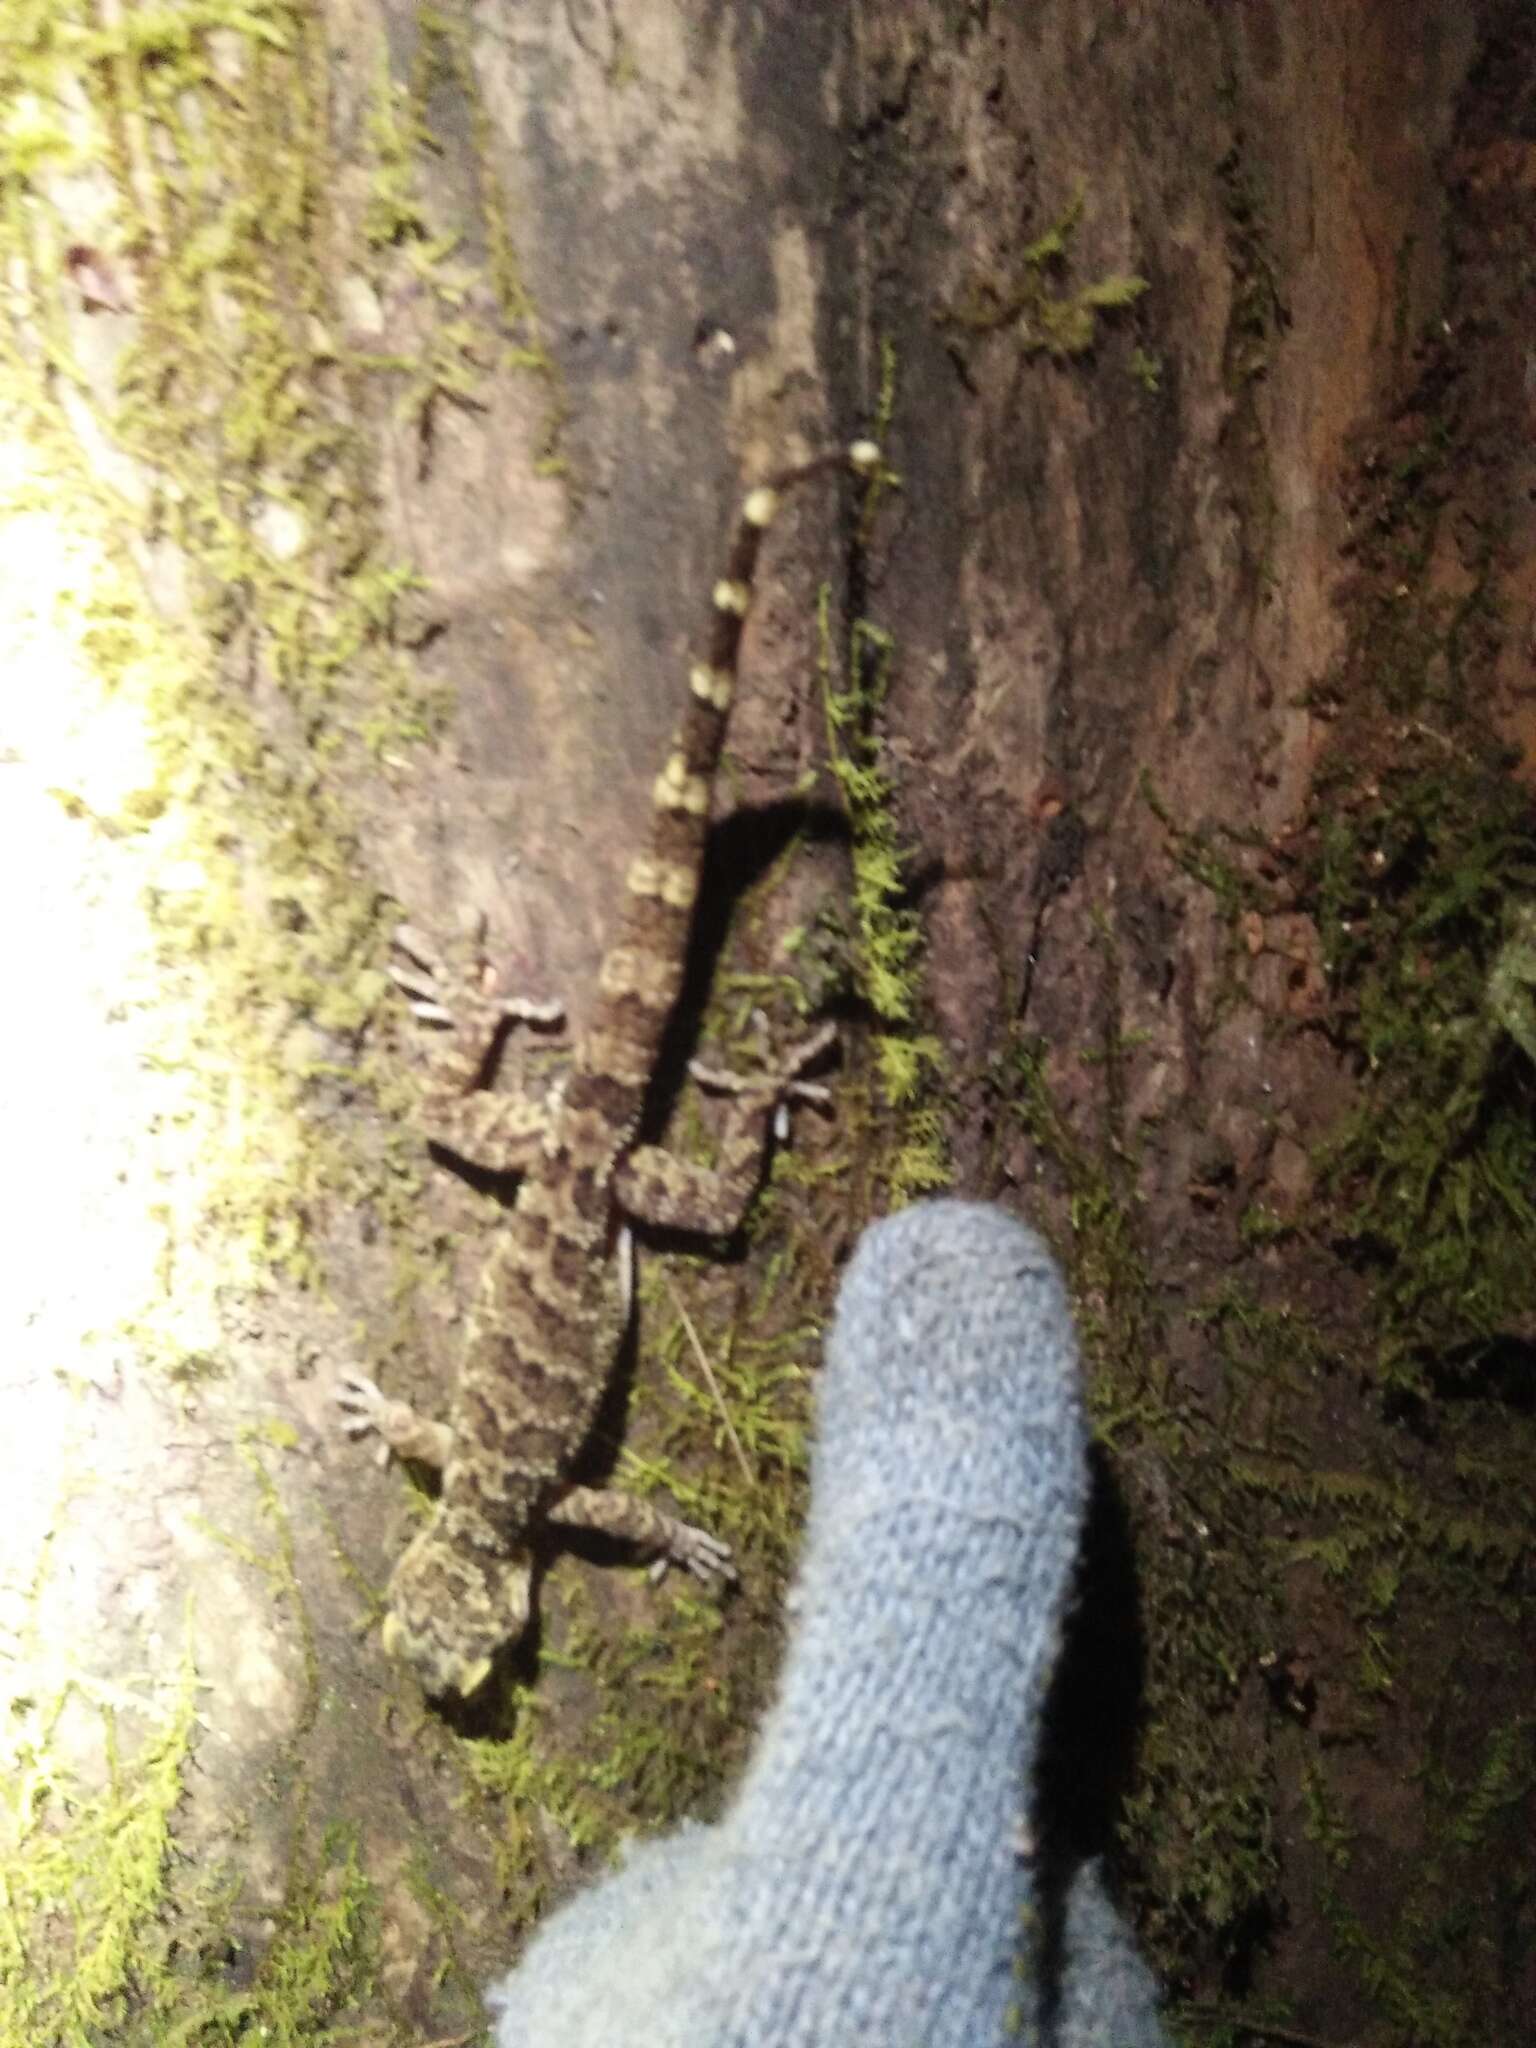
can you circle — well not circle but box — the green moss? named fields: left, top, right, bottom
left=1, top=0, right=575, bottom=1307
left=1302, top=727, right=1536, bottom=1391
left=462, top=1678, right=622, bottom=1906
left=1129, top=346, right=1536, bottom=2036
left=170, top=1819, right=382, bottom=2048
left=0, top=1632, right=388, bottom=2048
left=1005, top=966, right=1524, bottom=1995
left=1140, top=770, right=1265, bottom=921
left=1278, top=373, right=1535, bottom=1392
left=0, top=2, right=579, bottom=2031
left=941, top=185, right=1149, bottom=355
left=0, top=1644, right=200, bottom=2046
left=1295, top=1721, right=1536, bottom=2048
left=3, top=9, right=443, bottom=1311
left=817, top=345, right=949, bottom=1205
left=997, top=1029, right=1282, bottom=1964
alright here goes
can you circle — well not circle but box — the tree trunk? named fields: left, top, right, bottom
left=1, top=2, right=1531, bottom=2043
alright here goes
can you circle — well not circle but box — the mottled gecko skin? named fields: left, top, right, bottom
left=339, top=442, right=881, bottom=1698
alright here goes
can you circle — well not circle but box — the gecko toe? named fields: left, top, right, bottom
left=334, top=1372, right=390, bottom=1441
left=677, top=1526, right=738, bottom=1587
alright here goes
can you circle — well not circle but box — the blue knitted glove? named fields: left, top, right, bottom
left=486, top=1199, right=1168, bottom=2047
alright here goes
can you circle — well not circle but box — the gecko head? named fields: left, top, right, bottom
left=382, top=1523, right=533, bottom=1700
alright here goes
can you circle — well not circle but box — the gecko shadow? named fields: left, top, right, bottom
left=640, top=792, right=859, bottom=1147
left=1035, top=1444, right=1146, bottom=1877
left=1036, top=1445, right=1276, bottom=1998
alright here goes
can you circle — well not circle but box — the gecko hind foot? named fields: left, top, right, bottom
left=689, top=1017, right=838, bottom=1103
left=648, top=1516, right=739, bottom=1589
left=690, top=1018, right=838, bottom=1137
left=554, top=1485, right=738, bottom=1589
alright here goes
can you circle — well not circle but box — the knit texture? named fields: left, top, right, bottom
left=487, top=1199, right=1169, bottom=2047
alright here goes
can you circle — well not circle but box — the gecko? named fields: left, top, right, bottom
left=336, top=438, right=881, bottom=1698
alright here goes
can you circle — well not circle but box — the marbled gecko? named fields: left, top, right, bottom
left=337, top=440, right=880, bottom=1697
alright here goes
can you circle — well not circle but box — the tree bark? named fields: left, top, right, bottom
left=1, top=3, right=1532, bottom=2043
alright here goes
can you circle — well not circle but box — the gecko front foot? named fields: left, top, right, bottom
left=334, top=1371, right=453, bottom=1469
left=335, top=1371, right=396, bottom=1467
left=390, top=922, right=565, bottom=1034
left=390, top=921, right=568, bottom=1168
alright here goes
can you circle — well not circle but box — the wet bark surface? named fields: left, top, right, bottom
left=6, top=2, right=1535, bottom=2042
left=831, top=5, right=1535, bottom=2040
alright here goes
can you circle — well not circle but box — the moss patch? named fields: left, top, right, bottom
left=1055, top=325, right=1536, bottom=2039
left=814, top=344, right=950, bottom=1205
left=0, top=0, right=571, bottom=2034
left=941, top=184, right=1149, bottom=357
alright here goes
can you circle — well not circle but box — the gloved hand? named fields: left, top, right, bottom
left=487, top=1199, right=1169, bottom=2047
